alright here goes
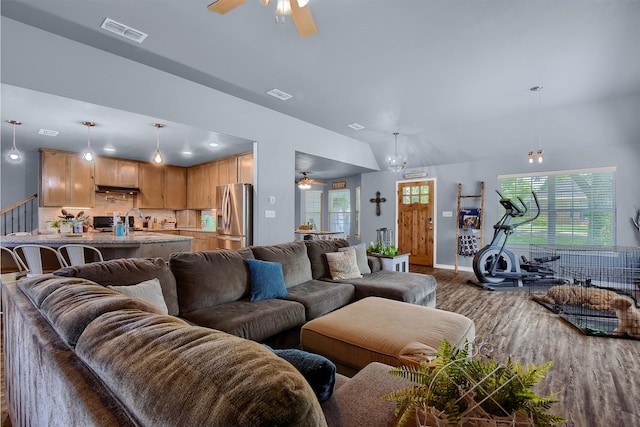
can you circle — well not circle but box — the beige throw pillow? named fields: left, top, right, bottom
left=108, top=278, right=169, bottom=315
left=338, top=243, right=371, bottom=275
left=325, top=249, right=362, bottom=280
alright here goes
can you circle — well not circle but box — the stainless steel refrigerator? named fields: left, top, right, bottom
left=216, top=183, right=253, bottom=250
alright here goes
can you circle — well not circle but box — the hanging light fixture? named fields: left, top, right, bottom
left=528, top=85, right=544, bottom=164
left=152, top=123, right=165, bottom=164
left=81, top=121, right=96, bottom=163
left=6, top=120, right=23, bottom=164
left=387, top=132, right=406, bottom=173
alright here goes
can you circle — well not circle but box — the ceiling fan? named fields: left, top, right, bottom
left=296, top=172, right=326, bottom=189
left=207, top=0, right=318, bottom=38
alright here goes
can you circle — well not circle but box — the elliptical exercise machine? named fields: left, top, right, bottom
left=471, top=191, right=560, bottom=290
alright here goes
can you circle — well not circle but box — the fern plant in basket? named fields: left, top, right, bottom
left=382, top=340, right=565, bottom=427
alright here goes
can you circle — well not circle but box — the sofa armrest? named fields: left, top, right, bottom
left=367, top=256, right=382, bottom=273
left=321, top=362, right=409, bottom=426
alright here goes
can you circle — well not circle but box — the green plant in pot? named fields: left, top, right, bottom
left=383, top=339, right=565, bottom=427
left=367, top=243, right=399, bottom=256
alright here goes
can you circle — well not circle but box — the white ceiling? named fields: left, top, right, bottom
left=2, top=0, right=640, bottom=176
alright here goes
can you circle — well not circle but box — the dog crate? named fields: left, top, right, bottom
left=528, top=245, right=640, bottom=339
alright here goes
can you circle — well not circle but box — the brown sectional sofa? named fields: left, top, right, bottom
left=2, top=239, right=437, bottom=426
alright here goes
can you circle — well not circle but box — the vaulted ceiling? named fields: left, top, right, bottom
left=2, top=0, right=640, bottom=177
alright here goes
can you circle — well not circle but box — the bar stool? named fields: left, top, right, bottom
left=13, top=245, right=66, bottom=276
left=58, top=245, right=104, bottom=267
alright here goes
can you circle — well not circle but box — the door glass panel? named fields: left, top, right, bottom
left=412, top=186, right=420, bottom=195
left=420, top=195, right=429, bottom=204
left=403, top=187, right=411, bottom=195
left=412, top=195, right=419, bottom=203
left=421, top=185, right=429, bottom=194
left=403, top=196, right=411, bottom=204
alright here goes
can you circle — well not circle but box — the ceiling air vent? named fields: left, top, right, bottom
left=266, top=88, right=293, bottom=101
left=101, top=18, right=148, bottom=43
left=347, top=123, right=365, bottom=131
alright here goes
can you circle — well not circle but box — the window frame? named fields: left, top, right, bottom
left=328, top=189, right=351, bottom=234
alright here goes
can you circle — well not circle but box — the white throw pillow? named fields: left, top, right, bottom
left=338, top=243, right=371, bottom=275
left=325, top=249, right=362, bottom=280
left=108, top=278, right=169, bottom=315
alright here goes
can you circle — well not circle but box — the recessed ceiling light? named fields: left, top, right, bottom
left=208, top=142, right=220, bottom=148
left=347, top=123, right=365, bottom=131
left=101, top=18, right=148, bottom=43
left=38, top=128, right=59, bottom=137
left=103, top=147, right=116, bottom=152
left=266, top=88, right=293, bottom=101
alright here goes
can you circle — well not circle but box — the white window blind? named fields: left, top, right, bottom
left=498, top=167, right=616, bottom=246
left=328, top=189, right=350, bottom=233
left=303, top=191, right=322, bottom=230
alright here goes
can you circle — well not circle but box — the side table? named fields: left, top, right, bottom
left=371, top=252, right=410, bottom=272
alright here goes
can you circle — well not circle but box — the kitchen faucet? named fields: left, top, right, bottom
left=124, top=208, right=144, bottom=236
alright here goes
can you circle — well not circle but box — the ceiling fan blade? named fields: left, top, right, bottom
left=260, top=0, right=270, bottom=5
left=289, top=0, right=318, bottom=38
left=207, top=0, right=247, bottom=14
left=309, top=180, right=327, bottom=185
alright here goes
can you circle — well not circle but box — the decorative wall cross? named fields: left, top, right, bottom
left=370, top=191, right=387, bottom=216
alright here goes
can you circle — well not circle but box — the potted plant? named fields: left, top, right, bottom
left=367, top=242, right=399, bottom=256
left=383, top=340, right=565, bottom=427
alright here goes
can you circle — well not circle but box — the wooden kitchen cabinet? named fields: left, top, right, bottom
left=95, top=157, right=139, bottom=187
left=208, top=161, right=219, bottom=209
left=138, top=164, right=187, bottom=209
left=164, top=166, right=187, bottom=209
left=179, top=230, right=212, bottom=251
left=186, top=164, right=211, bottom=209
left=237, top=151, right=253, bottom=184
left=40, top=149, right=95, bottom=207
left=217, top=156, right=238, bottom=185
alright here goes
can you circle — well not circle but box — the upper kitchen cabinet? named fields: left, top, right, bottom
left=217, top=156, right=238, bottom=185
left=164, top=166, right=187, bottom=209
left=237, top=151, right=254, bottom=184
left=40, top=149, right=95, bottom=207
left=95, top=157, right=139, bottom=187
left=137, top=164, right=187, bottom=209
left=187, top=163, right=211, bottom=209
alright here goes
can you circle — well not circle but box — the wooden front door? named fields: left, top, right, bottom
left=397, top=181, right=434, bottom=266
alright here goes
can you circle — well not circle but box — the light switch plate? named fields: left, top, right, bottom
left=442, top=211, right=453, bottom=217
left=268, top=196, right=276, bottom=204
left=265, top=210, right=276, bottom=218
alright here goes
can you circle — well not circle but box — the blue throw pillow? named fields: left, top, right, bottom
left=264, top=345, right=336, bottom=402
left=246, top=259, right=288, bottom=302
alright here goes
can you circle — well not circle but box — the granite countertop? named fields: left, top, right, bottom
left=0, top=232, right=193, bottom=246
left=143, top=227, right=217, bottom=234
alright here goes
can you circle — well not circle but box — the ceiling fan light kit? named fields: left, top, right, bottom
left=296, top=172, right=326, bottom=189
left=208, top=0, right=317, bottom=38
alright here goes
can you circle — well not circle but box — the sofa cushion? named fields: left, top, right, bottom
left=17, top=274, right=90, bottom=308
left=180, top=298, right=306, bottom=342
left=251, top=241, right=313, bottom=288
left=169, top=249, right=255, bottom=314
left=39, top=282, right=164, bottom=348
left=338, top=243, right=371, bottom=274
left=246, top=259, right=288, bottom=302
left=325, top=249, right=362, bottom=280
left=266, top=345, right=337, bottom=403
left=326, top=270, right=437, bottom=307
left=304, top=239, right=350, bottom=279
left=283, top=280, right=355, bottom=320
left=75, top=310, right=326, bottom=427
left=108, top=278, right=169, bottom=315
left=54, top=257, right=179, bottom=316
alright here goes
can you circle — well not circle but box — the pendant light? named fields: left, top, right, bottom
left=528, top=85, right=544, bottom=164
left=6, top=120, right=23, bottom=164
left=81, top=121, right=96, bottom=163
left=152, top=123, right=164, bottom=164
left=387, top=132, right=406, bottom=173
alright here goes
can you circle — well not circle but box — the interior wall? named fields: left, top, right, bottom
left=1, top=18, right=380, bottom=245
left=362, top=141, right=640, bottom=269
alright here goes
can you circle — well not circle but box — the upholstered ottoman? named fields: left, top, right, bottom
left=301, top=297, right=475, bottom=376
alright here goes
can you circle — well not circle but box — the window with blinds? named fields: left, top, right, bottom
left=303, top=191, right=322, bottom=230
left=498, top=167, right=616, bottom=246
left=328, top=189, right=351, bottom=233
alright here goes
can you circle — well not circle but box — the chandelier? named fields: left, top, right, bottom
left=528, top=86, right=544, bottom=164
left=81, top=121, right=96, bottom=163
left=387, top=132, right=406, bottom=173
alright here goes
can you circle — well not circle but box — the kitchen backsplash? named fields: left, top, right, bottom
left=38, top=195, right=178, bottom=233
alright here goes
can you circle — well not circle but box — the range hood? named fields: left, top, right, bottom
left=95, top=185, right=140, bottom=194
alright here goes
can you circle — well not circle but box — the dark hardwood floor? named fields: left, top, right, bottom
left=2, top=267, right=639, bottom=426
left=415, top=266, right=640, bottom=427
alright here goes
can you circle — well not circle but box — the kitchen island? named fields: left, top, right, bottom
left=1, top=232, right=192, bottom=261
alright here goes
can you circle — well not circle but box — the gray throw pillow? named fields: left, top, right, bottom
left=339, top=243, right=371, bottom=274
